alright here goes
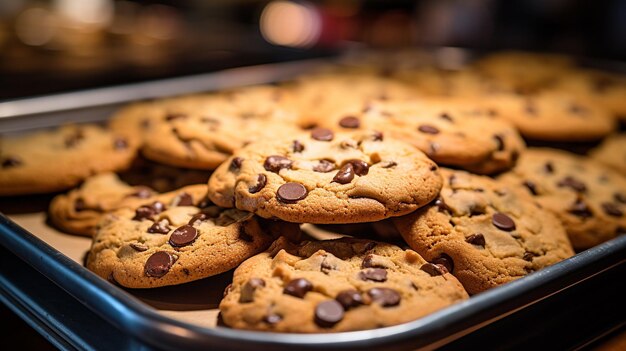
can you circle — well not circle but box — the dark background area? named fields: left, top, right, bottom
left=0, top=0, right=624, bottom=100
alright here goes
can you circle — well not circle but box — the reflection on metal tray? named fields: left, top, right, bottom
left=0, top=56, right=625, bottom=350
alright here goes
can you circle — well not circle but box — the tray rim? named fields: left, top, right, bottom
left=2, top=214, right=625, bottom=351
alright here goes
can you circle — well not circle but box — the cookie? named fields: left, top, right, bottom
left=281, top=73, right=417, bottom=128
left=321, top=98, right=525, bottom=174
left=208, top=129, right=443, bottom=223
left=49, top=174, right=206, bottom=236
left=498, top=148, right=626, bottom=250
left=87, top=197, right=300, bottom=288
left=118, top=157, right=210, bottom=193
left=0, top=124, right=137, bottom=196
left=219, top=236, right=468, bottom=332
left=589, top=134, right=626, bottom=175
left=471, top=51, right=575, bottom=92
left=393, top=168, right=574, bottom=294
left=138, top=86, right=303, bottom=169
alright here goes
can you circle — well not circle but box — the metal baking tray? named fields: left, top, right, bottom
left=1, top=56, right=625, bottom=350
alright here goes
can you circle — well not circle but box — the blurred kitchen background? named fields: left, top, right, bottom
left=1, top=0, right=625, bottom=100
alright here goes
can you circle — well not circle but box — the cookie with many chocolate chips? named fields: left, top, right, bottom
left=589, top=134, right=626, bottom=176
left=323, top=98, right=525, bottom=174
left=137, top=86, right=304, bottom=169
left=0, top=124, right=138, bottom=196
left=49, top=174, right=206, bottom=236
left=219, top=237, right=468, bottom=332
left=393, top=168, right=574, bottom=294
left=498, top=148, right=626, bottom=250
left=87, top=197, right=300, bottom=288
left=208, top=130, right=443, bottom=223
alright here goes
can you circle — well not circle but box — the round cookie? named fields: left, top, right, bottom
left=498, top=148, right=626, bottom=250
left=322, top=98, right=525, bottom=174
left=0, top=124, right=138, bottom=196
left=87, top=198, right=300, bottom=288
left=49, top=175, right=206, bottom=236
left=589, top=134, right=626, bottom=175
left=393, top=168, right=574, bottom=295
left=131, top=86, right=303, bottom=169
left=208, top=129, right=443, bottom=223
left=219, top=236, right=468, bottom=333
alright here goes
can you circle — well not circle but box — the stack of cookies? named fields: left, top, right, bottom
left=1, top=50, right=625, bottom=333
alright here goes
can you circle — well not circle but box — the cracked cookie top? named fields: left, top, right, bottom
left=208, top=129, right=443, bottom=223
left=498, top=148, right=626, bottom=250
left=394, top=168, right=574, bottom=294
left=219, top=237, right=468, bottom=333
left=87, top=189, right=300, bottom=288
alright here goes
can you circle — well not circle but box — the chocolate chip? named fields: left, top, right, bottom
left=74, top=198, right=86, bottom=212
left=569, top=103, right=588, bottom=115
left=230, top=157, right=243, bottom=171
left=292, top=140, right=304, bottom=152
left=335, top=290, right=363, bottom=309
left=130, top=243, right=148, bottom=252
left=601, top=202, right=623, bottom=217
left=614, top=193, right=626, bottom=204
left=492, top=213, right=516, bottom=231
left=188, top=212, right=209, bottom=226
left=372, top=131, right=384, bottom=141
left=432, top=254, right=454, bottom=273
left=439, top=112, right=453, bottom=122
left=277, top=183, right=307, bottom=203
left=315, top=300, right=344, bottom=328
left=367, top=288, right=400, bottom=307
left=313, top=159, right=335, bottom=173
left=264, top=314, right=282, bottom=324
left=148, top=219, right=171, bottom=234
left=523, top=252, right=535, bottom=261
left=144, top=251, right=175, bottom=277
left=420, top=263, right=447, bottom=276
left=283, top=278, right=313, bottom=298
left=544, top=162, right=554, bottom=173
left=133, top=201, right=166, bottom=221
left=264, top=155, right=293, bottom=173
left=557, top=176, right=587, bottom=193
left=165, top=113, right=186, bottom=121
left=238, top=224, right=253, bottom=242
left=169, top=225, right=198, bottom=247
left=568, top=198, right=593, bottom=218
left=239, top=278, right=265, bottom=303
left=523, top=180, right=538, bottom=195
left=361, top=254, right=384, bottom=269
left=380, top=161, right=397, bottom=168
left=332, top=163, right=354, bottom=184
left=1, top=156, right=22, bottom=168
left=466, top=233, right=486, bottom=247
left=64, top=129, right=84, bottom=148
left=249, top=174, right=267, bottom=194
left=311, top=127, right=334, bottom=141
left=113, top=138, right=128, bottom=150
left=172, top=192, right=194, bottom=206
left=345, top=159, right=369, bottom=176
left=338, top=116, right=360, bottom=129
left=358, top=268, right=387, bottom=282
left=434, top=198, right=450, bottom=213
left=418, top=125, right=440, bottom=134
left=493, top=134, right=505, bottom=151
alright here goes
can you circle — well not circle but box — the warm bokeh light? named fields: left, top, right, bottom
left=15, top=7, right=57, bottom=46
left=54, top=0, right=113, bottom=27
left=260, top=1, right=321, bottom=48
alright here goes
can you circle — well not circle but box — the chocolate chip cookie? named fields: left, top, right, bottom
left=394, top=168, right=574, bottom=294
left=589, top=134, right=626, bottom=175
left=49, top=174, right=206, bottom=236
left=0, top=124, right=137, bottom=195
left=87, top=197, right=300, bottom=288
left=219, top=236, right=468, bottom=332
left=208, top=129, right=443, bottom=223
left=138, top=86, right=303, bottom=169
left=498, top=148, right=626, bottom=250
left=322, top=98, right=525, bottom=174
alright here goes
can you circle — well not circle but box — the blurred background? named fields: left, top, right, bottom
left=1, top=0, right=625, bottom=100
